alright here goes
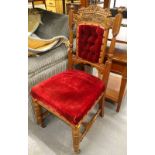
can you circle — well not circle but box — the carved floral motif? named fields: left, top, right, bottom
left=73, top=5, right=113, bottom=28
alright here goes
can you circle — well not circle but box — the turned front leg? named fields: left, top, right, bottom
left=72, top=125, right=80, bottom=153
left=32, top=99, right=45, bottom=128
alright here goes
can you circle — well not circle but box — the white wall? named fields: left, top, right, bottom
left=110, top=0, right=127, bottom=8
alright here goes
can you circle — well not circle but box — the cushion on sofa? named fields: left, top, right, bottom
left=34, top=9, right=69, bottom=39
left=28, top=9, right=69, bottom=77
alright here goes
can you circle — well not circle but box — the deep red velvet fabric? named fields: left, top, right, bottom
left=78, top=25, right=104, bottom=63
left=31, top=70, right=105, bottom=125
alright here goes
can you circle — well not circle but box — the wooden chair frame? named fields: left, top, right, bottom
left=32, top=5, right=122, bottom=153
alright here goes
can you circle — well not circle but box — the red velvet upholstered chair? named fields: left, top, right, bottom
left=31, top=5, right=122, bottom=153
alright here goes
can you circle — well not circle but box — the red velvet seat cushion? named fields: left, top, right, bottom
left=77, top=25, right=104, bottom=63
left=31, top=70, right=105, bottom=125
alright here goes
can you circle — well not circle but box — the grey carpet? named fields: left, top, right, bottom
left=28, top=94, right=127, bottom=155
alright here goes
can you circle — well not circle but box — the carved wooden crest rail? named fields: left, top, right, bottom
left=73, top=5, right=113, bottom=29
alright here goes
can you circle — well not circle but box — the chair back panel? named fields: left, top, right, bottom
left=77, top=24, right=104, bottom=63
left=72, top=5, right=113, bottom=65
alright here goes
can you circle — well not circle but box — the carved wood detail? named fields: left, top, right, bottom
left=73, top=5, right=113, bottom=29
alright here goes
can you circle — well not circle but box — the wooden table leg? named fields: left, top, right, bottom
left=116, top=66, right=127, bottom=112
left=32, top=2, right=35, bottom=8
left=44, top=0, right=47, bottom=10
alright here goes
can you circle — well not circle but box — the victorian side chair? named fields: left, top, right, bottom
left=31, top=5, right=122, bottom=153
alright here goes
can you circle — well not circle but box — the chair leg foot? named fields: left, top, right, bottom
left=41, top=123, right=46, bottom=128
left=33, top=99, right=45, bottom=128
left=99, top=96, right=104, bottom=117
left=72, top=125, right=80, bottom=153
left=116, top=102, right=121, bottom=112
left=116, top=69, right=127, bottom=112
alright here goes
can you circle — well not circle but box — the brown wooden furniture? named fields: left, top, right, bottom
left=28, top=0, right=47, bottom=9
left=31, top=5, right=122, bottom=153
left=80, top=0, right=89, bottom=7
left=105, top=7, right=127, bottom=112
left=80, top=0, right=111, bottom=8
left=66, top=1, right=81, bottom=14
left=105, top=47, right=127, bottom=112
left=70, top=5, right=127, bottom=112
left=46, top=0, right=63, bottom=13
left=104, top=0, right=111, bottom=8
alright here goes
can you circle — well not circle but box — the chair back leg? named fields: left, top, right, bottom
left=99, top=95, right=105, bottom=117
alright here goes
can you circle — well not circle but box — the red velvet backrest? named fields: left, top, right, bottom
left=77, top=24, right=104, bottom=63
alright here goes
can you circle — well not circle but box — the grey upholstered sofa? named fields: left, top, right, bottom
left=28, top=9, right=69, bottom=122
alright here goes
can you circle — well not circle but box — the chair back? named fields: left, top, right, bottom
left=68, top=5, right=122, bottom=87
